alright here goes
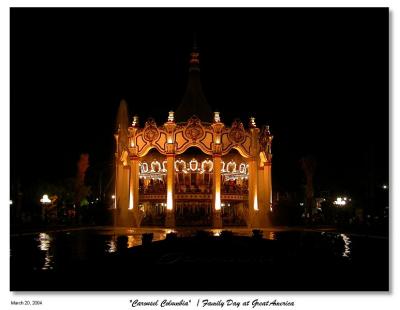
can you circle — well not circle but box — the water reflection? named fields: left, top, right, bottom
left=128, top=235, right=141, bottom=248
left=38, top=233, right=50, bottom=251
left=161, top=229, right=177, bottom=240
left=341, top=233, right=352, bottom=258
left=266, top=231, right=276, bottom=240
left=36, top=233, right=53, bottom=270
left=211, top=229, right=222, bottom=236
left=13, top=228, right=356, bottom=273
left=106, top=237, right=117, bottom=253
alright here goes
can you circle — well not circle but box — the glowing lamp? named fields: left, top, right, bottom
left=254, top=193, right=259, bottom=211
left=334, top=197, right=347, bottom=206
left=215, top=190, right=221, bottom=211
left=167, top=190, right=173, bottom=210
left=40, top=194, right=51, bottom=204
left=128, top=192, right=134, bottom=209
left=189, top=158, right=199, bottom=171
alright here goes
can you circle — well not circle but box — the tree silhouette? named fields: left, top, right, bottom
left=300, top=156, right=316, bottom=221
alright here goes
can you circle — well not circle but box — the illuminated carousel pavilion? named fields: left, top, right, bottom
left=114, top=46, right=273, bottom=228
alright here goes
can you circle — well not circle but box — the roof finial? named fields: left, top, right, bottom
left=189, top=32, right=200, bottom=70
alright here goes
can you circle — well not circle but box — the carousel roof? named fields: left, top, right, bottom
left=175, top=42, right=213, bottom=123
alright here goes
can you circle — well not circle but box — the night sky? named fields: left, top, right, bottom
left=10, top=8, right=388, bottom=202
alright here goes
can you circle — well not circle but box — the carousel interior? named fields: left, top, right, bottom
left=139, top=148, right=249, bottom=226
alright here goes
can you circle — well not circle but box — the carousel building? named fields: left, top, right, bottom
left=114, top=45, right=273, bottom=228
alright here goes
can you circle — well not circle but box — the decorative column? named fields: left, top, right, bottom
left=114, top=132, right=119, bottom=214
left=264, top=162, right=272, bottom=211
left=256, top=160, right=271, bottom=228
left=118, top=162, right=130, bottom=226
left=212, top=154, right=222, bottom=228
left=258, top=125, right=273, bottom=227
left=129, top=155, right=140, bottom=227
left=257, top=162, right=266, bottom=223
left=248, top=158, right=259, bottom=228
left=165, top=111, right=176, bottom=227
left=165, top=154, right=175, bottom=227
left=248, top=117, right=260, bottom=228
left=211, top=112, right=224, bottom=228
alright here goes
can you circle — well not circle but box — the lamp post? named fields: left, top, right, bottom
left=40, top=194, right=51, bottom=223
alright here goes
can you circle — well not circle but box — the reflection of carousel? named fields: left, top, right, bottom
left=114, top=44, right=273, bottom=228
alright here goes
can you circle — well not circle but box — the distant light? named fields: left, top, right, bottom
left=383, top=185, right=388, bottom=189
left=334, top=197, right=346, bottom=206
left=300, top=202, right=304, bottom=206
left=111, top=195, right=116, bottom=199
left=40, top=194, right=51, bottom=204
left=96, top=198, right=99, bottom=201
left=270, top=206, right=273, bottom=212
left=9, top=200, right=13, bottom=205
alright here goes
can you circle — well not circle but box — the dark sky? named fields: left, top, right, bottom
left=10, top=8, right=388, bottom=200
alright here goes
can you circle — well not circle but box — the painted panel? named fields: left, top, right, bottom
left=242, top=135, right=252, bottom=154
left=156, top=132, right=167, bottom=150
left=175, top=131, right=189, bottom=152
left=199, top=131, right=213, bottom=152
left=136, top=134, right=146, bottom=153
left=221, top=133, right=231, bottom=151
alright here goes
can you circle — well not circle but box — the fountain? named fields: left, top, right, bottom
left=114, top=100, right=143, bottom=227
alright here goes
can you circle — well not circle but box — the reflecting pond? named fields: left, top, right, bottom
left=10, top=227, right=388, bottom=291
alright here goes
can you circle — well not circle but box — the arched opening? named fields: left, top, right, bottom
left=221, top=148, right=249, bottom=226
left=139, top=148, right=167, bottom=226
left=174, top=147, right=213, bottom=226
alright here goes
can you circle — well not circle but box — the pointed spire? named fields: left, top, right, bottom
left=175, top=35, right=213, bottom=122
left=189, top=32, right=200, bottom=71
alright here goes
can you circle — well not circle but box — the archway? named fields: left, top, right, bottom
left=221, top=148, right=249, bottom=226
left=174, top=147, right=213, bottom=226
left=139, top=148, right=167, bottom=226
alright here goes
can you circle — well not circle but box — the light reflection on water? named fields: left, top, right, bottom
left=266, top=231, right=276, bottom=240
left=341, top=233, right=352, bottom=258
left=211, top=229, right=222, bottom=236
left=106, top=238, right=117, bottom=253
left=16, top=228, right=353, bottom=271
left=36, top=233, right=53, bottom=270
left=102, top=228, right=277, bottom=250
left=127, top=235, right=141, bottom=248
